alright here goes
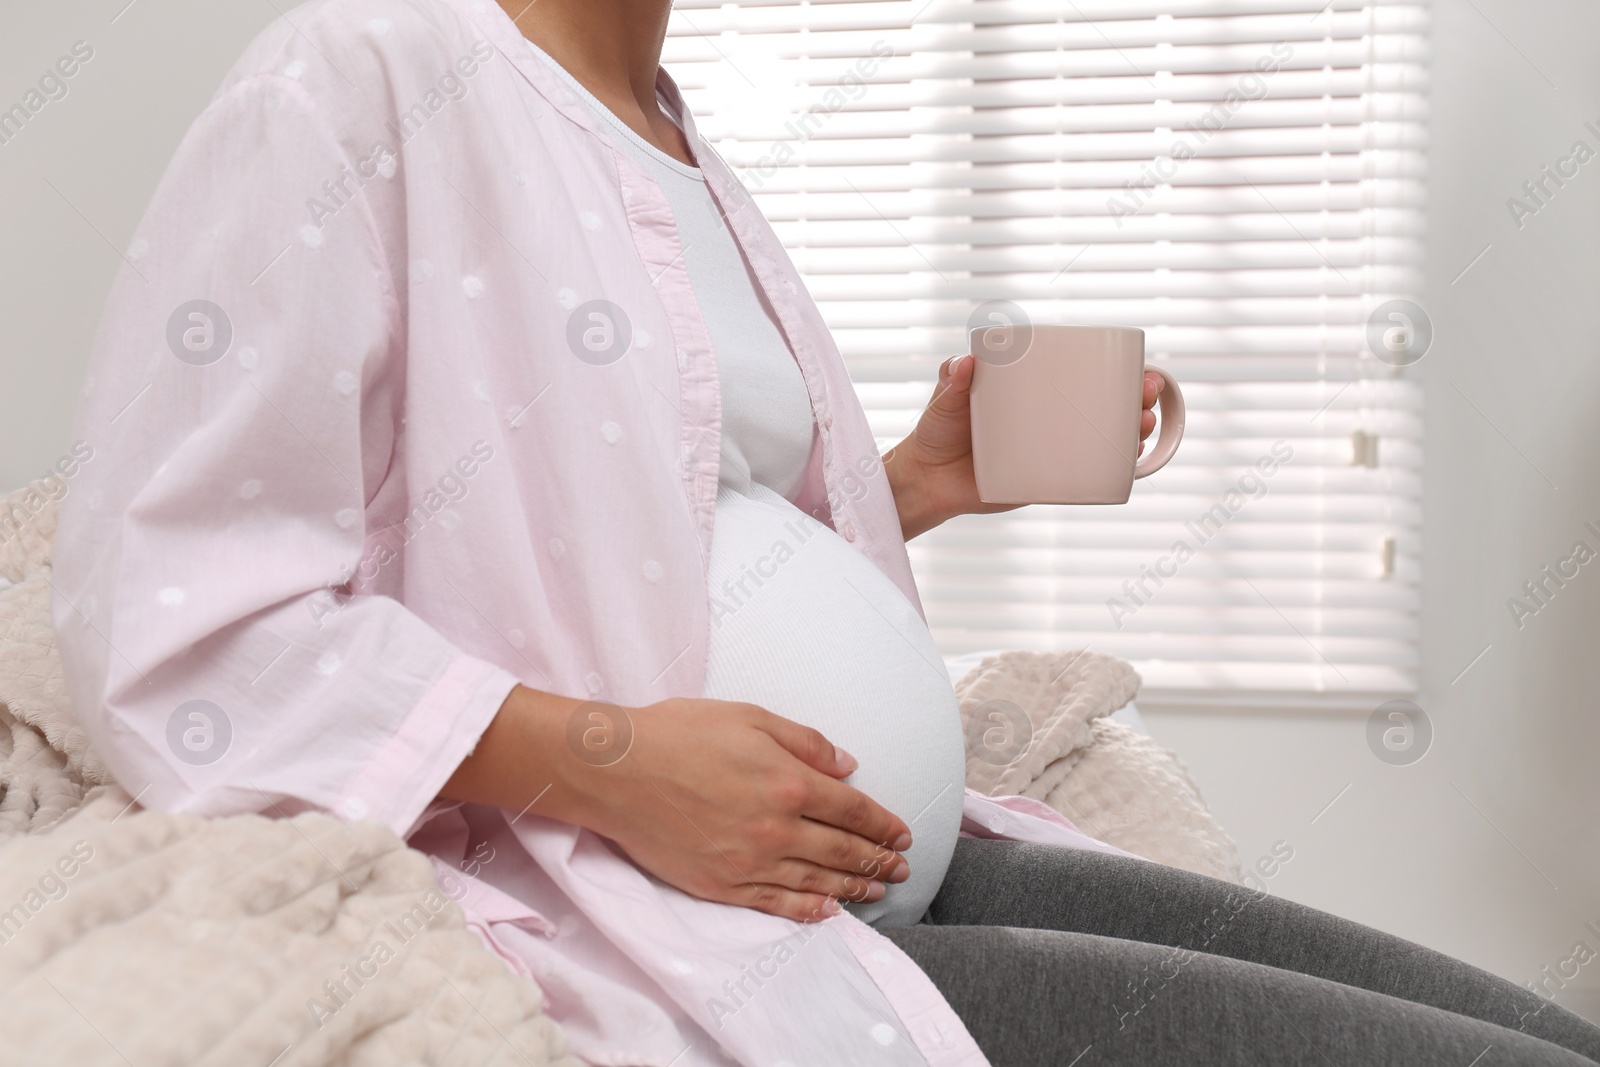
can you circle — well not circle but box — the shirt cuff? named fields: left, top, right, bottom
left=334, top=652, right=523, bottom=838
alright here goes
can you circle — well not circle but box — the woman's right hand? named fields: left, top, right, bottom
left=573, top=697, right=912, bottom=922
left=442, top=687, right=912, bottom=923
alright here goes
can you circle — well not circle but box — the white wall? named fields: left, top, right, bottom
left=3, top=0, right=1598, bottom=1026
left=1420, top=0, right=1600, bottom=1019
left=1145, top=0, right=1600, bottom=1023
left=0, top=1, right=274, bottom=488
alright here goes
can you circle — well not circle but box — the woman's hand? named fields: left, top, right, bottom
left=883, top=356, right=1165, bottom=540
left=578, top=698, right=911, bottom=922
left=443, top=686, right=911, bottom=923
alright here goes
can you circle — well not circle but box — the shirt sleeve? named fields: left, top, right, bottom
left=51, top=73, right=521, bottom=838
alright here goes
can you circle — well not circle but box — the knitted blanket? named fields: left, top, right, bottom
left=954, top=650, right=1242, bottom=882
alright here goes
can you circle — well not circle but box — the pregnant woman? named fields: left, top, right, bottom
left=53, top=1, right=1600, bottom=1064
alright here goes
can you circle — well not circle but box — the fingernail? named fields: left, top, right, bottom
left=834, top=746, right=857, bottom=773
left=892, top=832, right=912, bottom=851
left=954, top=353, right=973, bottom=375
left=822, top=897, right=842, bottom=916
left=865, top=880, right=886, bottom=903
left=888, top=861, right=910, bottom=883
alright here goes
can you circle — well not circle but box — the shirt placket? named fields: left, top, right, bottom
left=693, top=155, right=859, bottom=543
left=488, top=27, right=726, bottom=559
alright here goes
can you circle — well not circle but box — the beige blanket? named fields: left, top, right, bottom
left=954, top=650, right=1242, bottom=882
left=0, top=791, right=579, bottom=1067
left=1, top=480, right=1238, bottom=1065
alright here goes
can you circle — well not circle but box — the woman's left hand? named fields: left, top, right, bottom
left=882, top=356, right=1165, bottom=540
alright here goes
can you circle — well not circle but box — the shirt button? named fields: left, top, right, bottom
left=822, top=412, right=834, bottom=429
left=842, top=523, right=858, bottom=542
left=676, top=350, right=689, bottom=371
left=585, top=672, right=603, bottom=694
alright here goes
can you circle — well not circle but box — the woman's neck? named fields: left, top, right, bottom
left=494, top=0, right=696, bottom=167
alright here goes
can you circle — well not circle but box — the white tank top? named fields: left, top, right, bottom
left=541, top=47, right=965, bottom=926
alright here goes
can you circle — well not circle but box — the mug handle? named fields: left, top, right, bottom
left=1133, top=366, right=1185, bottom=479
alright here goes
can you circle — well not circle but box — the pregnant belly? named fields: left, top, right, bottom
left=700, top=483, right=966, bottom=927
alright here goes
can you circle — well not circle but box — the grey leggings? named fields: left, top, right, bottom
left=883, top=840, right=1600, bottom=1066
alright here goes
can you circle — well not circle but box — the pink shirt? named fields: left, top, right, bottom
left=52, top=2, right=1129, bottom=1062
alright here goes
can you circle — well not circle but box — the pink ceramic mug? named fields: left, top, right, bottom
left=968, top=323, right=1185, bottom=505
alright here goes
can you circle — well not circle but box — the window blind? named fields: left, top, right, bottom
left=664, top=0, right=1429, bottom=704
